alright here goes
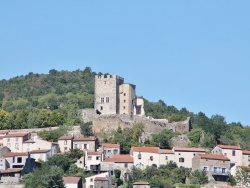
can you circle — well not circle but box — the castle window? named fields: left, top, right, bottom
left=106, top=97, right=109, bottom=103
left=101, top=97, right=104, bottom=103
left=100, top=106, right=103, bottom=111
left=179, top=158, right=184, bottom=163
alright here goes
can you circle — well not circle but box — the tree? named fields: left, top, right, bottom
left=47, top=154, right=72, bottom=172
left=189, top=170, right=208, bottom=185
left=80, top=121, right=93, bottom=137
left=235, top=166, right=250, bottom=187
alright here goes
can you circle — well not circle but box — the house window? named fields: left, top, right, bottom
left=224, top=153, right=227, bottom=156
left=124, top=100, right=126, bottom=103
left=17, top=157, right=22, bottom=163
left=96, top=156, right=100, bottom=160
left=64, top=147, right=67, bottom=151
left=101, top=97, right=104, bottom=103
left=84, top=144, right=88, bottom=149
left=90, top=185, right=93, bottom=188
left=248, top=156, right=250, bottom=161
left=124, top=163, right=128, bottom=168
left=108, top=150, right=111, bottom=153
left=64, top=140, right=67, bottom=145
left=106, top=97, right=109, bottom=103
left=124, top=93, right=126, bottom=96
left=74, top=144, right=77, bottom=149
left=15, top=138, right=18, bottom=142
left=88, top=156, right=92, bottom=160
left=15, top=143, right=19, bottom=150
left=232, top=150, right=236, bottom=156
left=213, top=167, right=218, bottom=173
left=7, top=138, right=10, bottom=142
left=100, top=106, right=103, bottom=111
left=222, top=168, right=226, bottom=174
left=179, top=158, right=184, bottom=163
left=150, top=156, right=153, bottom=161
left=203, top=166, right=208, bottom=171
left=165, top=156, right=168, bottom=160
left=138, top=153, right=141, bottom=159
left=123, top=106, right=126, bottom=109
left=90, top=178, right=93, bottom=182
left=114, top=149, right=118, bottom=155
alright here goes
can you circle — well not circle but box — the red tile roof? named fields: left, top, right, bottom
left=1, top=168, right=23, bottom=173
left=173, top=147, right=205, bottom=152
left=217, top=144, right=242, bottom=150
left=63, top=177, right=81, bottom=184
left=198, top=154, right=230, bottom=161
left=160, top=149, right=174, bottom=154
left=30, top=149, right=51, bottom=154
left=73, top=137, right=96, bottom=141
left=131, top=146, right=159, bottom=154
left=102, top=143, right=120, bottom=148
left=133, top=182, right=150, bottom=185
left=88, top=151, right=103, bottom=155
left=58, top=136, right=73, bottom=140
left=243, top=150, right=250, bottom=155
left=0, top=130, right=9, bottom=135
left=3, top=132, right=29, bottom=138
left=95, top=177, right=109, bottom=181
left=103, top=155, right=133, bottom=163
left=3, top=152, right=28, bottom=157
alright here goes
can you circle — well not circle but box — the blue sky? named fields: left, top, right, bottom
left=0, top=1, right=249, bottom=125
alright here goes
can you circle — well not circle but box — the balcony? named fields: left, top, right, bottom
left=212, top=171, right=229, bottom=176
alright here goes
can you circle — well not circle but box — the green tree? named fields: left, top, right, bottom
left=189, top=170, right=208, bottom=185
left=80, top=121, right=93, bottom=136
left=47, top=154, right=72, bottom=172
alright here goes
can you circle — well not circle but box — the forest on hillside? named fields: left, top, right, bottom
left=0, top=67, right=250, bottom=149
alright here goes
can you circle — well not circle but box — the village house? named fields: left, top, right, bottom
left=30, top=149, right=51, bottom=161
left=85, top=172, right=112, bottom=188
left=100, top=154, right=134, bottom=179
left=0, top=130, right=9, bottom=148
left=102, top=143, right=120, bottom=158
left=58, top=135, right=74, bottom=153
left=173, top=147, right=206, bottom=168
left=212, top=145, right=242, bottom=175
left=131, top=146, right=175, bottom=169
left=192, top=153, right=230, bottom=182
left=85, top=151, right=103, bottom=171
left=242, top=150, right=250, bottom=167
left=73, top=137, right=97, bottom=152
left=2, top=132, right=30, bottom=152
left=63, top=176, right=83, bottom=188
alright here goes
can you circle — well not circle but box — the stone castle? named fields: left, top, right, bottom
left=95, top=74, right=145, bottom=116
left=82, top=74, right=190, bottom=141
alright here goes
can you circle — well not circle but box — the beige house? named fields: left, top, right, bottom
left=102, top=143, right=120, bottom=158
left=85, top=172, right=112, bottom=188
left=63, top=176, right=82, bottom=188
left=0, top=130, right=9, bottom=147
left=242, top=150, right=250, bottom=167
left=133, top=182, right=150, bottom=188
left=94, top=177, right=110, bottom=188
left=3, top=132, right=30, bottom=152
left=101, top=154, right=134, bottom=179
left=58, top=135, right=74, bottom=153
left=130, top=146, right=174, bottom=169
left=85, top=151, right=102, bottom=171
left=173, top=147, right=205, bottom=168
left=192, top=154, right=230, bottom=182
left=73, top=137, right=97, bottom=152
left=212, top=145, right=242, bottom=175
left=30, top=149, right=51, bottom=161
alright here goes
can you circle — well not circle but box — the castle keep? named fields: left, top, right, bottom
left=95, top=75, right=144, bottom=116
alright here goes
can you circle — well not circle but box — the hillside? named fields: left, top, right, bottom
left=0, top=67, right=250, bottom=149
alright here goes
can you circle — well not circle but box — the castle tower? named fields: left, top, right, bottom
left=95, top=75, right=124, bottom=115
left=119, top=84, right=136, bottom=115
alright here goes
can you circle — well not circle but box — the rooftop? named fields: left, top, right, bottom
left=102, top=143, right=120, bottom=148
left=173, top=147, right=205, bottom=152
left=103, top=154, right=133, bottom=163
left=131, top=146, right=159, bottom=154
left=30, top=149, right=51, bottom=154
left=95, top=177, right=109, bottom=181
left=58, top=135, right=74, bottom=140
left=160, top=149, right=174, bottom=154
left=73, top=137, right=96, bottom=141
left=1, top=168, right=23, bottom=173
left=88, top=151, right=103, bottom=155
left=3, top=132, right=29, bottom=138
left=243, top=150, right=250, bottom=155
left=63, top=177, right=81, bottom=184
left=3, top=152, right=28, bottom=157
left=198, top=154, right=230, bottom=161
left=217, top=144, right=242, bottom=150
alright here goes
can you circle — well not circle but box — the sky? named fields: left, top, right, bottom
left=0, top=1, right=249, bottom=125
